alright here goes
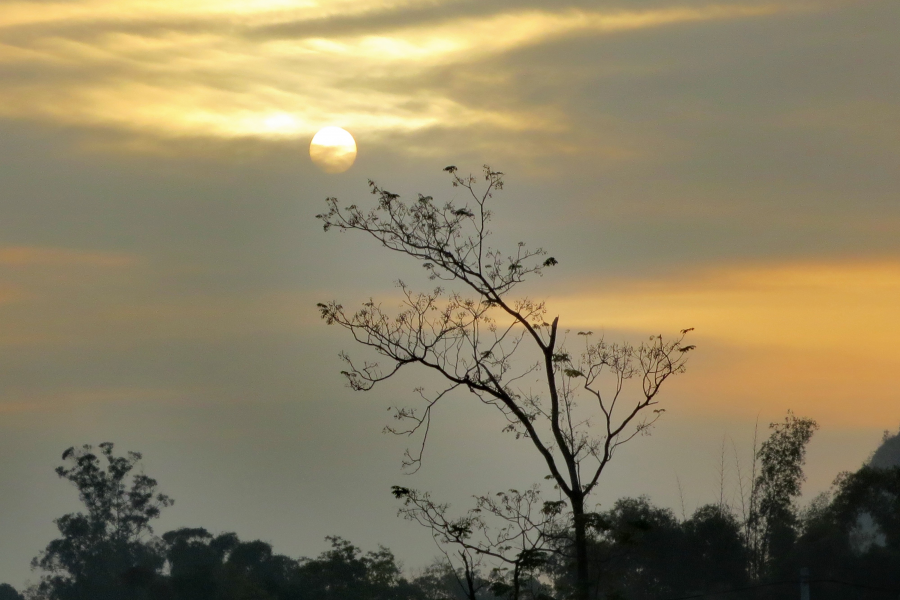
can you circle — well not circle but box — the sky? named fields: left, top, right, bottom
left=1, top=0, right=899, bottom=589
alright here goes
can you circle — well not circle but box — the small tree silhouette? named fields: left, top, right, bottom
left=32, top=442, right=172, bottom=600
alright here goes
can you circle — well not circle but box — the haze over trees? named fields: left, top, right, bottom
left=7, top=420, right=900, bottom=599
left=870, top=429, right=900, bottom=469
left=316, top=166, right=694, bottom=600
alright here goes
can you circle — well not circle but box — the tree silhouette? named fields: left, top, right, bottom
left=392, top=485, right=561, bottom=600
left=0, top=584, right=23, bottom=600
left=791, top=464, right=900, bottom=599
left=296, top=537, right=421, bottom=600
left=746, top=412, right=818, bottom=578
left=31, top=442, right=172, bottom=600
left=411, top=560, right=491, bottom=600
left=161, top=530, right=422, bottom=600
left=17, top=429, right=900, bottom=600
left=317, top=165, right=693, bottom=600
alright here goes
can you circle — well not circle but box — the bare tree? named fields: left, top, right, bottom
left=317, top=165, right=694, bottom=600
left=733, top=418, right=760, bottom=566
left=716, top=435, right=728, bottom=510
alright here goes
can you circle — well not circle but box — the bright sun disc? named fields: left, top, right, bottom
left=309, top=126, right=357, bottom=173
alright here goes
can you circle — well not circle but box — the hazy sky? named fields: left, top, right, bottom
left=1, top=0, right=899, bottom=589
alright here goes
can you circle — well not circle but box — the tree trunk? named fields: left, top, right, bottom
left=571, top=495, right=590, bottom=600
left=512, top=561, right=521, bottom=600
left=463, top=553, right=478, bottom=600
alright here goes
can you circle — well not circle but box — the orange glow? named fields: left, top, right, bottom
left=550, top=260, right=900, bottom=427
left=553, top=260, right=900, bottom=352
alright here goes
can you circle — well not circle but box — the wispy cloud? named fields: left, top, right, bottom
left=0, top=0, right=810, bottom=148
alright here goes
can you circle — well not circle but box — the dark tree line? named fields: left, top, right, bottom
left=10, top=443, right=435, bottom=600
left=541, top=414, right=900, bottom=600
left=4, top=423, right=900, bottom=600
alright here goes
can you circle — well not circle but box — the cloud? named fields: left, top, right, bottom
left=0, top=0, right=815, bottom=148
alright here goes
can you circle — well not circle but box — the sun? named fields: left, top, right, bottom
left=309, top=127, right=357, bottom=174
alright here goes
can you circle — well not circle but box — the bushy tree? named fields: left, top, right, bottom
left=680, top=504, right=748, bottom=593
left=589, top=497, right=685, bottom=600
left=747, top=412, right=818, bottom=578
left=791, top=465, right=900, bottom=598
left=545, top=497, right=748, bottom=600
left=162, top=528, right=227, bottom=600
left=162, top=527, right=301, bottom=600
left=410, top=560, right=491, bottom=600
left=296, top=537, right=422, bottom=600
left=161, top=531, right=425, bottom=600
left=31, top=443, right=172, bottom=600
left=0, top=584, right=24, bottom=600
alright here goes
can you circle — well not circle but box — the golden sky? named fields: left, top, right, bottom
left=553, top=259, right=900, bottom=426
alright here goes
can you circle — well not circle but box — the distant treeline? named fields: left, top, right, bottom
left=4, top=418, right=900, bottom=600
